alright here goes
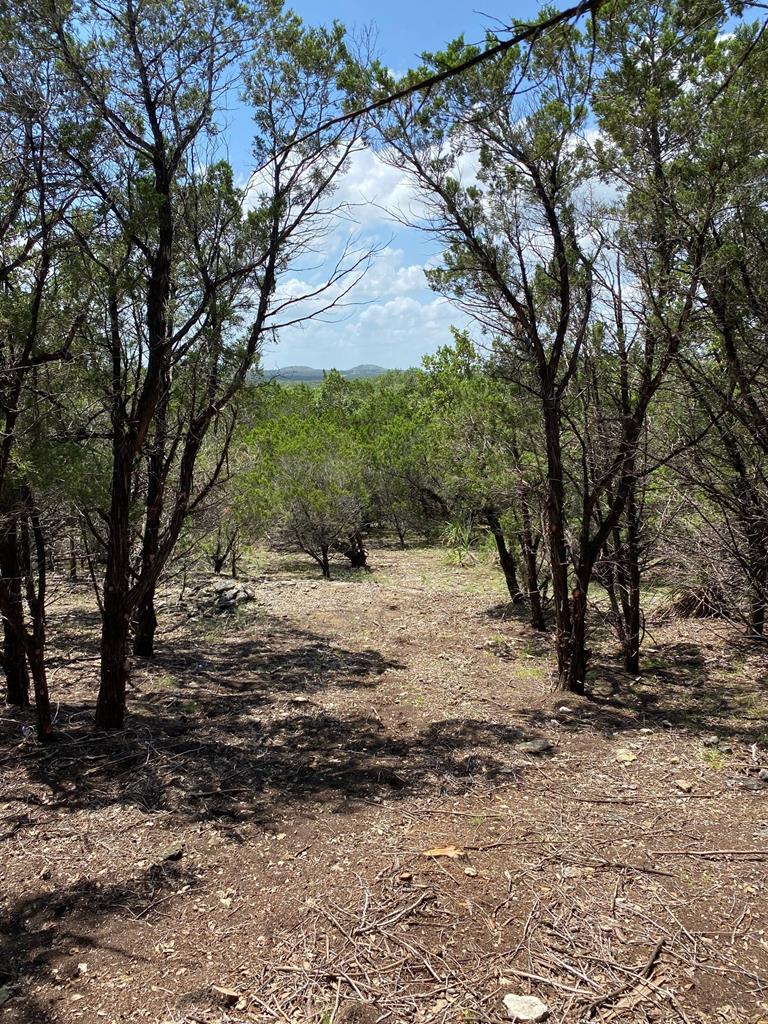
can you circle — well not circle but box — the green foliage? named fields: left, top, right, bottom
left=241, top=397, right=368, bottom=575
left=440, top=517, right=476, bottom=566
left=2, top=0, right=768, bottom=722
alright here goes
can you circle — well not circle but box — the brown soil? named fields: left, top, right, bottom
left=2, top=546, right=767, bottom=1024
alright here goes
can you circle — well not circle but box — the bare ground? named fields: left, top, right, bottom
left=1, top=545, right=767, bottom=1024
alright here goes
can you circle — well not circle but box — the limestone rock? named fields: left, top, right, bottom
left=517, top=738, right=553, bottom=755
left=191, top=578, right=255, bottom=617
left=503, top=993, right=549, bottom=1021
left=157, top=840, right=184, bottom=863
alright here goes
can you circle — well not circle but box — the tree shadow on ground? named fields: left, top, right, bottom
left=4, top=596, right=766, bottom=1021
left=42, top=603, right=401, bottom=699
left=1, top=705, right=541, bottom=1019
left=45, top=606, right=103, bottom=668
left=534, top=637, right=768, bottom=743
left=181, top=629, right=392, bottom=695
left=259, top=555, right=371, bottom=583
left=0, top=863, right=191, bottom=1024
left=3, top=606, right=546, bottom=829
left=484, top=601, right=549, bottom=630
left=481, top=597, right=767, bottom=743
left=8, top=706, right=537, bottom=828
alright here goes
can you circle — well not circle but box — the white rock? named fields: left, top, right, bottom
left=517, top=739, right=553, bottom=755
left=503, top=993, right=549, bottom=1021
left=560, top=864, right=595, bottom=879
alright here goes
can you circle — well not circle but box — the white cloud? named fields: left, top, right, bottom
left=350, top=247, right=426, bottom=299
left=359, top=293, right=446, bottom=328
left=269, top=241, right=428, bottom=325
left=335, top=145, right=480, bottom=229
left=334, top=147, right=421, bottom=226
left=263, top=280, right=463, bottom=370
left=254, top=145, right=481, bottom=370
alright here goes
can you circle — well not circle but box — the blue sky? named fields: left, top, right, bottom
left=241, top=0, right=542, bottom=371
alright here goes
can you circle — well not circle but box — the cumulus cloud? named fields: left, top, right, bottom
left=351, top=247, right=427, bottom=299
left=263, top=288, right=463, bottom=371
left=256, top=145, right=483, bottom=370
left=334, top=146, right=423, bottom=225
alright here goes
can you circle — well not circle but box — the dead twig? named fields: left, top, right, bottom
left=584, top=938, right=665, bottom=1017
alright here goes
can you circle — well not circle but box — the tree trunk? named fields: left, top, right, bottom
left=603, top=534, right=628, bottom=643
left=750, top=588, right=766, bottom=636
left=133, top=370, right=169, bottom=660
left=19, top=491, right=53, bottom=742
left=212, top=526, right=238, bottom=576
left=26, top=636, right=53, bottom=742
left=133, top=584, right=158, bottom=658
left=565, top=580, right=588, bottom=696
left=212, top=527, right=226, bottom=573
left=393, top=515, right=406, bottom=549
left=607, top=524, right=640, bottom=675
left=97, top=596, right=130, bottom=729
left=321, top=546, right=331, bottom=580
left=486, top=511, right=523, bottom=603
left=95, top=148, right=175, bottom=727
left=344, top=532, right=368, bottom=569
left=623, top=490, right=642, bottom=673
left=68, top=531, right=78, bottom=581
left=3, top=616, right=29, bottom=706
left=747, top=526, right=767, bottom=636
left=0, top=515, right=29, bottom=706
left=96, top=430, right=132, bottom=729
left=543, top=400, right=573, bottom=687
left=519, top=500, right=545, bottom=629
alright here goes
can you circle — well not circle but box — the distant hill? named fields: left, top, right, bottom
left=263, top=364, right=388, bottom=383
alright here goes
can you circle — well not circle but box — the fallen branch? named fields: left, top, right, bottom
left=655, top=848, right=768, bottom=859
left=584, top=938, right=665, bottom=1017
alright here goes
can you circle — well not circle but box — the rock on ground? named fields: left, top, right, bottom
left=503, top=993, right=549, bottom=1021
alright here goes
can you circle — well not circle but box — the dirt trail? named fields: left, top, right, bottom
left=1, top=547, right=767, bottom=1023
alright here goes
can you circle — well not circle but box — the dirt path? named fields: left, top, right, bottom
left=1, top=547, right=767, bottom=1023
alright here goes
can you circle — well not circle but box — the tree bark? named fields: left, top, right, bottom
left=96, top=156, right=173, bottom=721
left=622, top=488, right=642, bottom=673
left=519, top=499, right=545, bottom=629
left=543, top=399, right=573, bottom=687
left=746, top=521, right=767, bottom=636
left=96, top=430, right=133, bottom=728
left=19, top=490, right=53, bottom=742
left=565, top=578, right=589, bottom=695
left=212, top=526, right=239, bottom=575
left=485, top=511, right=523, bottom=603
left=2, top=615, right=29, bottom=706
left=344, top=532, right=368, bottom=568
left=132, top=584, right=158, bottom=658
left=0, top=514, right=29, bottom=706
left=68, top=531, right=77, bottom=581
left=26, top=637, right=53, bottom=742
left=133, top=365, right=169, bottom=659
left=96, top=598, right=130, bottom=729
left=750, top=581, right=766, bottom=636
left=393, top=513, right=406, bottom=549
